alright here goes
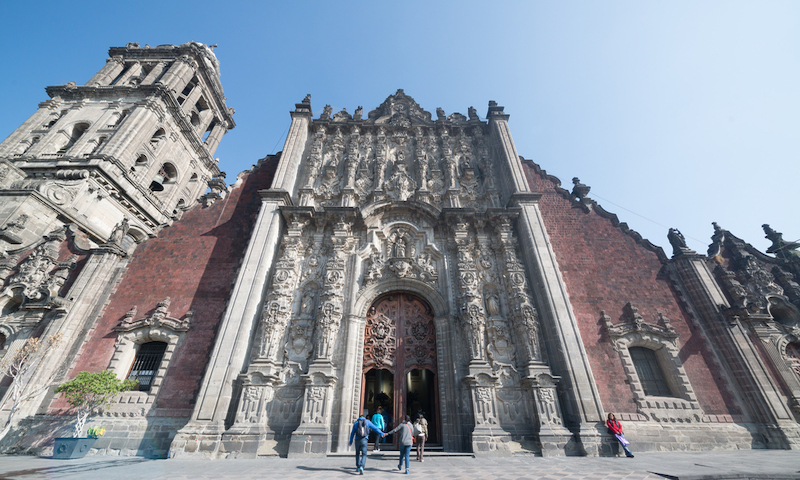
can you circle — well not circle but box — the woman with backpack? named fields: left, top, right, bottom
left=386, top=415, right=415, bottom=474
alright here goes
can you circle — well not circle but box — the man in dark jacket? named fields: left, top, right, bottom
left=349, top=410, right=385, bottom=474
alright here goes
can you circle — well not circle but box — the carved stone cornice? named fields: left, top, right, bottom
left=602, top=303, right=679, bottom=346
left=115, top=297, right=191, bottom=333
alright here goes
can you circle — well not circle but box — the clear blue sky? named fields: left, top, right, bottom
left=1, top=1, right=797, bottom=254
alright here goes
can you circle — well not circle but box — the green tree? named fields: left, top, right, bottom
left=54, top=371, right=137, bottom=438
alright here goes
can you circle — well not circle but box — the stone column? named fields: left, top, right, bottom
left=203, top=121, right=227, bottom=156
left=103, top=104, right=159, bottom=161
left=668, top=254, right=800, bottom=448
left=170, top=190, right=290, bottom=458
left=221, top=210, right=310, bottom=454
left=141, top=61, right=167, bottom=85
left=513, top=195, right=605, bottom=454
left=157, top=55, right=197, bottom=94
left=85, top=55, right=125, bottom=86
left=114, top=62, right=142, bottom=86
left=493, top=214, right=572, bottom=456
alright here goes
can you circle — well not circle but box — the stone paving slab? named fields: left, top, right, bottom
left=0, top=451, right=798, bottom=479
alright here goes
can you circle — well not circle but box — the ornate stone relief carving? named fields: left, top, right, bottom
left=6, top=227, right=76, bottom=304
left=298, top=91, right=500, bottom=213
left=361, top=224, right=440, bottom=290
left=256, top=213, right=308, bottom=364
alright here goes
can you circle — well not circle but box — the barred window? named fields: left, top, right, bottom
left=629, top=346, right=673, bottom=397
left=127, top=341, right=167, bottom=392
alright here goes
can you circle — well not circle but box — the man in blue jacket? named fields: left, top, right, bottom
left=349, top=409, right=385, bottom=474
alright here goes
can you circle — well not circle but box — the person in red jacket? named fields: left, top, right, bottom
left=606, top=413, right=634, bottom=457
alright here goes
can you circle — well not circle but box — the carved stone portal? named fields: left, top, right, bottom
left=362, top=293, right=437, bottom=441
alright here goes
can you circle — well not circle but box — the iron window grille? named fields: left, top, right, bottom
left=127, top=341, right=167, bottom=392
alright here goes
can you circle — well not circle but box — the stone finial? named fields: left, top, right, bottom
left=668, top=228, right=696, bottom=257
left=302, top=94, right=311, bottom=104
left=571, top=177, right=590, bottom=199
left=122, top=306, right=137, bottom=325
left=763, top=224, right=800, bottom=260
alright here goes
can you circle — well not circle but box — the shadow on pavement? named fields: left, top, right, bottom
left=0, top=457, right=149, bottom=478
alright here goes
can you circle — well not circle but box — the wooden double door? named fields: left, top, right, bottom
left=361, top=293, right=439, bottom=444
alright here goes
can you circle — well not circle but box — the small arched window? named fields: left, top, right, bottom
left=1, top=295, right=23, bottom=317
left=58, top=123, right=90, bottom=154
left=149, top=128, right=166, bottom=149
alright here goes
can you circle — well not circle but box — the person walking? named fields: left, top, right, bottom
left=413, top=412, right=428, bottom=462
left=606, top=412, right=634, bottom=458
left=349, top=410, right=385, bottom=474
left=371, top=406, right=386, bottom=451
left=386, top=415, right=415, bottom=474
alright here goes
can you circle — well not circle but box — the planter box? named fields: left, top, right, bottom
left=53, top=437, right=97, bottom=459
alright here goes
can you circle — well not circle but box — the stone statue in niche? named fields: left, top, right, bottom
left=316, top=165, right=341, bottom=206
left=354, top=167, right=373, bottom=204
left=385, top=162, right=417, bottom=202
left=427, top=170, right=446, bottom=208
left=485, top=293, right=501, bottom=317
left=365, top=252, right=386, bottom=283
left=299, top=290, right=316, bottom=318
left=313, top=302, right=340, bottom=360
left=416, top=253, right=438, bottom=283
left=459, top=168, right=483, bottom=208
left=463, top=303, right=487, bottom=360
left=260, top=300, right=287, bottom=360
left=108, top=217, right=130, bottom=245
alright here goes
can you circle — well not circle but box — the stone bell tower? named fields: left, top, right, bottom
left=0, top=41, right=234, bottom=248
left=0, top=42, right=234, bottom=428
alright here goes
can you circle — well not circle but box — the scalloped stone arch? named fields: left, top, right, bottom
left=353, top=278, right=448, bottom=319
left=359, top=200, right=440, bottom=226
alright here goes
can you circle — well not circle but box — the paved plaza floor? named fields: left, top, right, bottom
left=0, top=450, right=798, bottom=480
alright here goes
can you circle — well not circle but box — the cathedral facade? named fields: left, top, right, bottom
left=0, top=43, right=799, bottom=458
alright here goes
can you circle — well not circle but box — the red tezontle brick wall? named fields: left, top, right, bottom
left=51, top=157, right=278, bottom=415
left=523, top=161, right=740, bottom=416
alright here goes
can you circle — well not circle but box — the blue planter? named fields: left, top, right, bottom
left=53, top=437, right=97, bottom=459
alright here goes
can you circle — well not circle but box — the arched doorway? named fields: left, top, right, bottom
left=361, top=293, right=439, bottom=444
